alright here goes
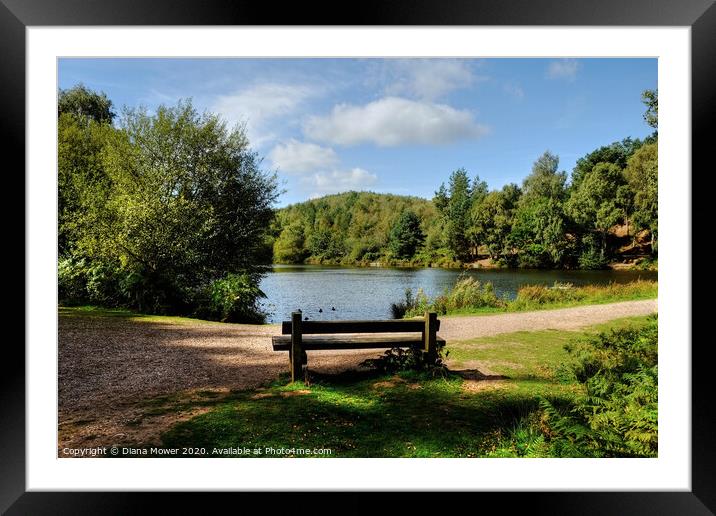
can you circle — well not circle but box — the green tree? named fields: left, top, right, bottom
left=389, top=210, right=425, bottom=259
left=566, top=162, right=627, bottom=267
left=570, top=138, right=644, bottom=191
left=521, top=151, right=567, bottom=202
left=273, top=223, right=308, bottom=263
left=471, top=184, right=521, bottom=262
left=510, top=198, right=568, bottom=267
left=510, top=152, right=569, bottom=267
left=58, top=112, right=114, bottom=256
left=58, top=84, right=116, bottom=124
left=434, top=169, right=483, bottom=261
left=641, top=89, right=658, bottom=129
left=73, top=100, right=278, bottom=316
left=624, top=142, right=658, bottom=253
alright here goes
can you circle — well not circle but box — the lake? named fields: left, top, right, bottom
left=258, top=265, right=657, bottom=323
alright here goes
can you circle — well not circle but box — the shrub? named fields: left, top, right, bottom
left=193, top=273, right=267, bottom=323
left=361, top=343, right=449, bottom=376
left=541, top=315, right=658, bottom=457
left=58, top=256, right=125, bottom=307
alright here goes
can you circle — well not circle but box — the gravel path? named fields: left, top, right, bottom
left=58, top=299, right=657, bottom=451
left=439, top=299, right=657, bottom=341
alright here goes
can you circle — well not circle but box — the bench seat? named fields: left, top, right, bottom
left=275, top=311, right=442, bottom=382
left=272, top=334, right=446, bottom=351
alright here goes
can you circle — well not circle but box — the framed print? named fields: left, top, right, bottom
left=4, top=0, right=713, bottom=513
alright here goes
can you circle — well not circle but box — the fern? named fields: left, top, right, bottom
left=540, top=316, right=658, bottom=457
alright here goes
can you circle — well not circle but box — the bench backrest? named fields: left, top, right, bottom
left=281, top=317, right=440, bottom=335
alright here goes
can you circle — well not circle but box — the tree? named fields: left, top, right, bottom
left=510, top=198, right=568, bottom=267
left=273, top=223, right=308, bottom=263
left=433, top=168, right=483, bottom=261
left=58, top=84, right=116, bottom=124
left=624, top=142, right=658, bottom=253
left=471, top=184, right=521, bottom=261
left=641, top=89, right=658, bottom=130
left=566, top=162, right=627, bottom=267
left=389, top=210, right=425, bottom=259
left=521, top=151, right=567, bottom=202
left=58, top=112, right=114, bottom=256
left=509, top=152, right=569, bottom=267
left=570, top=138, right=644, bottom=191
left=73, top=99, right=278, bottom=315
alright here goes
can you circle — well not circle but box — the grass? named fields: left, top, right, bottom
left=146, top=315, right=654, bottom=458
left=402, top=278, right=657, bottom=318
left=58, top=305, right=271, bottom=326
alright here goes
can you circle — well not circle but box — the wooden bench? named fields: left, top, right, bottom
left=272, top=311, right=445, bottom=382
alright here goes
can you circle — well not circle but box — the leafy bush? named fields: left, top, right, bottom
left=361, top=343, right=449, bottom=376
left=193, top=273, right=267, bottom=323
left=58, top=256, right=125, bottom=307
left=541, top=315, right=658, bottom=457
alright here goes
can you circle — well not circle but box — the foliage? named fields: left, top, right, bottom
left=521, top=151, right=567, bottom=203
left=510, top=198, right=569, bottom=267
left=470, top=184, right=521, bottom=261
left=193, top=273, right=267, bottom=323
left=567, top=162, right=629, bottom=265
left=360, top=344, right=449, bottom=376
left=389, top=288, right=417, bottom=319
left=641, top=89, right=658, bottom=129
left=59, top=88, right=278, bottom=321
left=624, top=142, right=658, bottom=252
left=388, top=210, right=425, bottom=259
left=58, top=84, right=116, bottom=123
left=570, top=137, right=645, bottom=191
left=396, top=279, right=656, bottom=317
left=541, top=315, right=658, bottom=457
left=511, top=280, right=657, bottom=311
left=58, top=112, right=115, bottom=256
left=270, top=89, right=658, bottom=269
left=403, top=276, right=505, bottom=317
left=272, top=191, right=438, bottom=265
left=272, top=223, right=308, bottom=264
left=434, top=169, right=488, bottom=261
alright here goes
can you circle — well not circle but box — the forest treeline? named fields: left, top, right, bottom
left=58, top=84, right=657, bottom=321
left=271, top=92, right=658, bottom=269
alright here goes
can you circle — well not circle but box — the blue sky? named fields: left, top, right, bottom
left=59, top=58, right=657, bottom=206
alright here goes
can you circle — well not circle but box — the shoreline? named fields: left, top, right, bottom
left=268, top=260, right=657, bottom=272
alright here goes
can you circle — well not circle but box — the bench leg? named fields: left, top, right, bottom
left=424, top=311, right=438, bottom=365
left=291, top=311, right=303, bottom=382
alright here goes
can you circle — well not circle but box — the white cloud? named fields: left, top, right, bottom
left=269, top=139, right=338, bottom=173
left=504, top=82, right=525, bottom=99
left=211, top=83, right=315, bottom=147
left=547, top=59, right=581, bottom=81
left=382, top=59, right=482, bottom=100
left=304, top=97, right=488, bottom=147
left=304, top=168, right=378, bottom=197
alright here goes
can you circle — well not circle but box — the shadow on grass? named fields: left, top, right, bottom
left=154, top=366, right=564, bottom=458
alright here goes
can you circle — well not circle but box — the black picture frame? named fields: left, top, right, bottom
left=3, top=0, right=712, bottom=513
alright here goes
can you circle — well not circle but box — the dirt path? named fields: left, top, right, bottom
left=58, top=299, right=657, bottom=451
left=438, top=299, right=657, bottom=341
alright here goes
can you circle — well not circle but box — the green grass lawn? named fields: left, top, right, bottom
left=151, top=315, right=653, bottom=458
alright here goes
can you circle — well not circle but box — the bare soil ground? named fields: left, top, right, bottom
left=58, top=299, right=657, bottom=452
